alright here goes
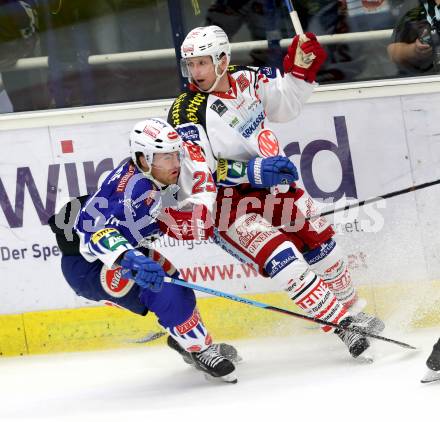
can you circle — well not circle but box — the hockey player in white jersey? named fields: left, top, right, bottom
left=168, top=25, right=384, bottom=359
left=50, top=118, right=238, bottom=383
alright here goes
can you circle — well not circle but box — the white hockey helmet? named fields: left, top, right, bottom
left=129, top=118, right=182, bottom=178
left=180, top=25, right=231, bottom=91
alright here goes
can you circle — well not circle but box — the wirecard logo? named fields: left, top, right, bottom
left=284, top=116, right=358, bottom=202
left=266, top=249, right=297, bottom=277
left=0, top=157, right=117, bottom=229
left=241, top=112, right=265, bottom=138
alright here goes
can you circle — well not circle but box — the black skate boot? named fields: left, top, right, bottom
left=351, top=311, right=385, bottom=335
left=167, top=336, right=238, bottom=383
left=421, top=338, right=440, bottom=383
left=167, top=336, right=242, bottom=364
left=191, top=344, right=237, bottom=383
left=211, top=342, right=242, bottom=363
left=167, top=335, right=193, bottom=365
left=335, top=317, right=371, bottom=359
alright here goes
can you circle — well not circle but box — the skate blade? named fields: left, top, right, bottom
left=355, top=353, right=374, bottom=364
left=203, top=372, right=238, bottom=384
left=421, top=369, right=440, bottom=384
left=233, top=354, right=243, bottom=364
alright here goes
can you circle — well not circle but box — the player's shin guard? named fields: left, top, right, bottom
left=304, top=240, right=385, bottom=335
left=264, top=242, right=348, bottom=332
left=303, top=239, right=358, bottom=309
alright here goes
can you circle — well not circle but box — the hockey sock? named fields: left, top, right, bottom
left=264, top=242, right=348, bottom=331
left=166, top=308, right=213, bottom=353
left=304, top=239, right=358, bottom=309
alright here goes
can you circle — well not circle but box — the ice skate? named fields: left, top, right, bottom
left=192, top=344, right=237, bottom=383
left=335, top=317, right=372, bottom=361
left=167, top=335, right=194, bottom=365
left=167, top=336, right=238, bottom=383
left=167, top=335, right=242, bottom=364
left=211, top=342, right=243, bottom=363
left=421, top=345, right=440, bottom=383
left=351, top=311, right=385, bottom=335
left=421, top=369, right=440, bottom=384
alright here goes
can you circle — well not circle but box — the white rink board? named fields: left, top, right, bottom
left=1, top=93, right=440, bottom=313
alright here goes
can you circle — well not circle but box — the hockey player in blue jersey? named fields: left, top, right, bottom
left=49, top=118, right=238, bottom=383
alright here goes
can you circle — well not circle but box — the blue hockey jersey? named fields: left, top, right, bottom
left=75, top=160, right=162, bottom=268
left=74, top=139, right=217, bottom=268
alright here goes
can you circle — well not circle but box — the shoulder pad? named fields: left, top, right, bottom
left=228, top=65, right=257, bottom=75
left=168, top=91, right=208, bottom=127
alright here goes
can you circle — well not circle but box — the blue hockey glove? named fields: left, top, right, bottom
left=247, top=156, right=298, bottom=188
left=120, top=250, right=166, bottom=292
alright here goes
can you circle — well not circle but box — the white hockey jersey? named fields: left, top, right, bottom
left=168, top=65, right=313, bottom=185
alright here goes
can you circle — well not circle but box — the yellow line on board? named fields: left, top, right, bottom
left=1, top=283, right=440, bottom=357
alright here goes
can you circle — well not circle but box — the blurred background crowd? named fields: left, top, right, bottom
left=0, top=0, right=435, bottom=113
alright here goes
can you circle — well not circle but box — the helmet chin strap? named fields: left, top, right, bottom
left=192, top=62, right=228, bottom=93
left=134, top=157, right=167, bottom=189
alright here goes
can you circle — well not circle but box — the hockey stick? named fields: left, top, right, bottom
left=312, top=177, right=440, bottom=220
left=283, top=0, right=316, bottom=65
left=283, top=0, right=304, bottom=35
left=165, top=276, right=416, bottom=350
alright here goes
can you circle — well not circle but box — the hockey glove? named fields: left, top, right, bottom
left=247, top=156, right=298, bottom=189
left=158, top=204, right=213, bottom=240
left=283, top=32, right=327, bottom=83
left=120, top=250, right=166, bottom=292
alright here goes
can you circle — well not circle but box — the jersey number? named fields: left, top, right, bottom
left=192, top=171, right=216, bottom=194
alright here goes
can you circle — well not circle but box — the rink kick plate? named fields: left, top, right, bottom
left=1, top=282, right=440, bottom=356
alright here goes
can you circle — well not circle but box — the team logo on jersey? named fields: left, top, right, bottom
left=210, top=99, right=227, bottom=116
left=230, top=161, right=246, bottom=178
left=229, top=116, right=239, bottom=128
left=257, top=129, right=279, bottom=157
left=236, top=74, right=250, bottom=92
left=216, top=159, right=228, bottom=182
left=116, top=164, right=136, bottom=192
left=184, top=141, right=205, bottom=162
left=260, top=67, right=276, bottom=79
left=91, top=228, right=129, bottom=251
left=241, top=112, right=265, bottom=138
left=177, top=124, right=201, bottom=142
left=100, top=265, right=135, bottom=298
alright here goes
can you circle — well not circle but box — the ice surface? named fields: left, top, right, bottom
left=0, top=327, right=438, bottom=422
